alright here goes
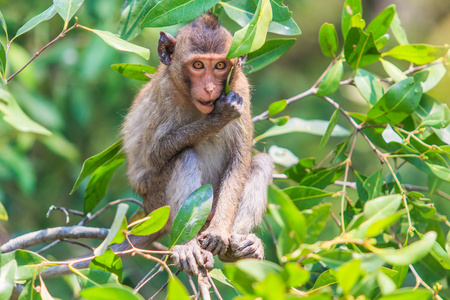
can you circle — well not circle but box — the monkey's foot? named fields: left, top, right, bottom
left=198, top=227, right=229, bottom=256
left=219, top=233, right=264, bottom=262
left=171, top=239, right=214, bottom=276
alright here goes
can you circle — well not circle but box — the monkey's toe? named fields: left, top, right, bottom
left=171, top=241, right=214, bottom=276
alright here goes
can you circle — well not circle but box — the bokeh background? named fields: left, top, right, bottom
left=0, top=0, right=449, bottom=298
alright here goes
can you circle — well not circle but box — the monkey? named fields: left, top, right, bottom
left=121, top=14, right=274, bottom=276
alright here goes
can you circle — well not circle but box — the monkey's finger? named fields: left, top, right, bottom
left=203, top=251, right=214, bottom=271
left=200, top=236, right=212, bottom=250
left=235, top=245, right=255, bottom=257
left=192, top=247, right=204, bottom=267
left=178, top=250, right=187, bottom=271
left=236, top=239, right=254, bottom=251
left=171, top=252, right=180, bottom=266
left=185, top=251, right=199, bottom=276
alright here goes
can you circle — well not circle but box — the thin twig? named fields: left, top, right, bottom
left=207, top=272, right=223, bottom=300
left=134, top=261, right=165, bottom=293
left=150, top=270, right=181, bottom=300
left=198, top=270, right=212, bottom=300
left=188, top=275, right=198, bottom=295
left=80, top=198, right=143, bottom=225
left=46, top=205, right=83, bottom=223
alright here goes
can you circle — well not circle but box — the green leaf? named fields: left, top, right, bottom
left=363, top=168, right=385, bottom=200
left=365, top=5, right=395, bottom=41
left=254, top=273, right=285, bottom=299
left=0, top=260, right=16, bottom=300
left=89, top=249, right=123, bottom=282
left=255, top=117, right=350, bottom=141
left=390, top=12, right=409, bottom=45
left=377, top=269, right=396, bottom=295
left=354, top=68, right=384, bottom=105
left=53, top=0, right=84, bottom=22
left=415, top=231, right=450, bottom=269
left=268, top=17, right=301, bottom=35
left=130, top=206, right=170, bottom=236
left=209, top=269, right=238, bottom=291
left=382, top=124, right=402, bottom=144
left=15, top=5, right=57, bottom=39
left=344, top=27, right=381, bottom=70
left=427, top=163, right=450, bottom=182
left=380, top=59, right=407, bottom=83
left=283, top=185, right=334, bottom=210
left=84, top=152, right=125, bottom=214
left=366, top=210, right=405, bottom=238
left=0, top=11, right=7, bottom=38
left=383, top=44, right=449, bottom=65
left=319, top=23, right=338, bottom=57
left=421, top=62, right=447, bottom=93
left=0, top=250, right=48, bottom=280
left=227, top=0, right=273, bottom=59
left=337, top=260, right=361, bottom=294
left=268, top=99, right=287, bottom=116
left=375, top=34, right=389, bottom=50
left=110, top=217, right=127, bottom=245
left=367, top=75, right=424, bottom=125
left=0, top=87, right=51, bottom=135
left=311, top=269, right=337, bottom=291
left=280, top=263, right=309, bottom=288
left=270, top=0, right=291, bottom=22
left=391, top=265, right=408, bottom=288
left=80, top=26, right=150, bottom=60
left=320, top=108, right=340, bottom=148
left=169, top=184, right=213, bottom=248
left=268, top=116, right=289, bottom=126
left=224, top=259, right=281, bottom=295
left=378, top=289, right=431, bottom=300
left=118, top=0, right=158, bottom=40
left=303, top=203, right=331, bottom=243
left=80, top=284, right=144, bottom=300
left=341, top=0, right=362, bottom=38
left=316, top=60, right=344, bottom=96
left=268, top=185, right=306, bottom=244
left=0, top=41, right=6, bottom=78
left=93, top=203, right=129, bottom=257
left=141, top=0, right=220, bottom=27
left=375, top=231, right=437, bottom=265
left=0, top=200, right=7, bottom=221
left=416, top=94, right=450, bottom=129
left=111, top=64, right=156, bottom=81
left=71, top=140, right=122, bottom=194
left=244, top=38, right=296, bottom=74
left=167, top=276, right=190, bottom=300
left=76, top=269, right=120, bottom=289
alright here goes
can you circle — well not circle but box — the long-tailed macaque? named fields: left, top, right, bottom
left=122, top=14, right=274, bottom=275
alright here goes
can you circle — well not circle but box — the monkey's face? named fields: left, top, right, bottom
left=185, top=54, right=232, bottom=114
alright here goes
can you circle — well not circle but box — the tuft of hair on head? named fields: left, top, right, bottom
left=192, top=12, right=221, bottom=30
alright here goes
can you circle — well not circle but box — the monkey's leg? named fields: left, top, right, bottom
left=166, top=149, right=214, bottom=275
left=219, top=153, right=274, bottom=262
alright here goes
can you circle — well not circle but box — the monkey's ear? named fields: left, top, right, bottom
left=158, top=32, right=177, bottom=65
left=237, top=54, right=247, bottom=67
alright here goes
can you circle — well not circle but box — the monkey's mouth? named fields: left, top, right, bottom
left=197, top=99, right=215, bottom=107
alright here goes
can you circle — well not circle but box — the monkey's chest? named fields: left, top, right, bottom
left=194, top=136, right=230, bottom=190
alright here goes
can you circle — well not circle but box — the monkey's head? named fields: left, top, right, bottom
left=158, top=14, right=246, bottom=114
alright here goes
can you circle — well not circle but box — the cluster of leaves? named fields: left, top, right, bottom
left=1, top=0, right=450, bottom=299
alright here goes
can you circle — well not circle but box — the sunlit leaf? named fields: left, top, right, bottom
left=344, top=27, right=381, bottom=69
left=341, top=0, right=362, bottom=38
left=280, top=263, right=309, bottom=288
left=0, top=260, right=16, bottom=300
left=255, top=117, right=350, bottom=141
left=383, top=44, right=449, bottom=65
left=268, top=145, right=299, bottom=168
left=84, top=152, right=125, bottom=214
left=80, top=26, right=150, bottom=59
left=377, top=269, right=396, bottom=295
left=268, top=116, right=289, bottom=126
left=268, top=185, right=306, bottom=244
left=268, top=16, right=301, bottom=35
left=420, top=62, right=447, bottom=93
left=141, top=0, right=219, bottom=27
left=80, top=284, right=144, bottom=300
left=354, top=68, right=384, bottom=105
left=367, top=74, right=425, bottom=125
left=337, top=260, right=361, bottom=294
left=284, top=186, right=333, bottom=210
left=268, top=99, right=287, bottom=116
left=93, top=203, right=129, bottom=257
left=15, top=5, right=57, bottom=39
left=71, top=140, right=122, bottom=194
left=130, top=206, right=170, bottom=236
left=316, top=60, right=344, bottom=96
left=375, top=231, right=437, bottom=265
left=244, top=39, right=295, bottom=74
left=0, top=42, right=5, bottom=77
left=0, top=250, right=48, bottom=280
left=416, top=94, right=450, bottom=129
left=382, top=124, right=402, bottom=144
left=0, top=87, right=51, bottom=135
left=390, top=12, right=409, bottom=45
left=227, top=0, right=273, bottom=59
left=54, top=0, right=84, bottom=22
left=111, top=64, right=156, bottom=81
left=303, top=203, right=331, bottom=243
left=380, top=59, right=407, bottom=83
left=167, top=276, right=190, bottom=300
left=169, top=184, right=213, bottom=248
left=76, top=269, right=120, bottom=289
left=118, top=0, right=158, bottom=40
left=366, top=210, right=405, bottom=238
left=365, top=5, right=395, bottom=41
left=427, top=163, right=450, bottom=182
left=311, top=269, right=337, bottom=290
left=89, top=249, right=123, bottom=282
left=320, top=108, right=340, bottom=148
left=319, top=23, right=338, bottom=57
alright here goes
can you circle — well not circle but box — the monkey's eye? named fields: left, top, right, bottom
left=193, top=61, right=204, bottom=69
left=216, top=62, right=226, bottom=70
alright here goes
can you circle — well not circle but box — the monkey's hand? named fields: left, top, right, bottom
left=198, top=227, right=229, bottom=256
left=171, top=238, right=214, bottom=276
left=212, top=90, right=243, bottom=121
left=219, top=233, right=264, bottom=262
